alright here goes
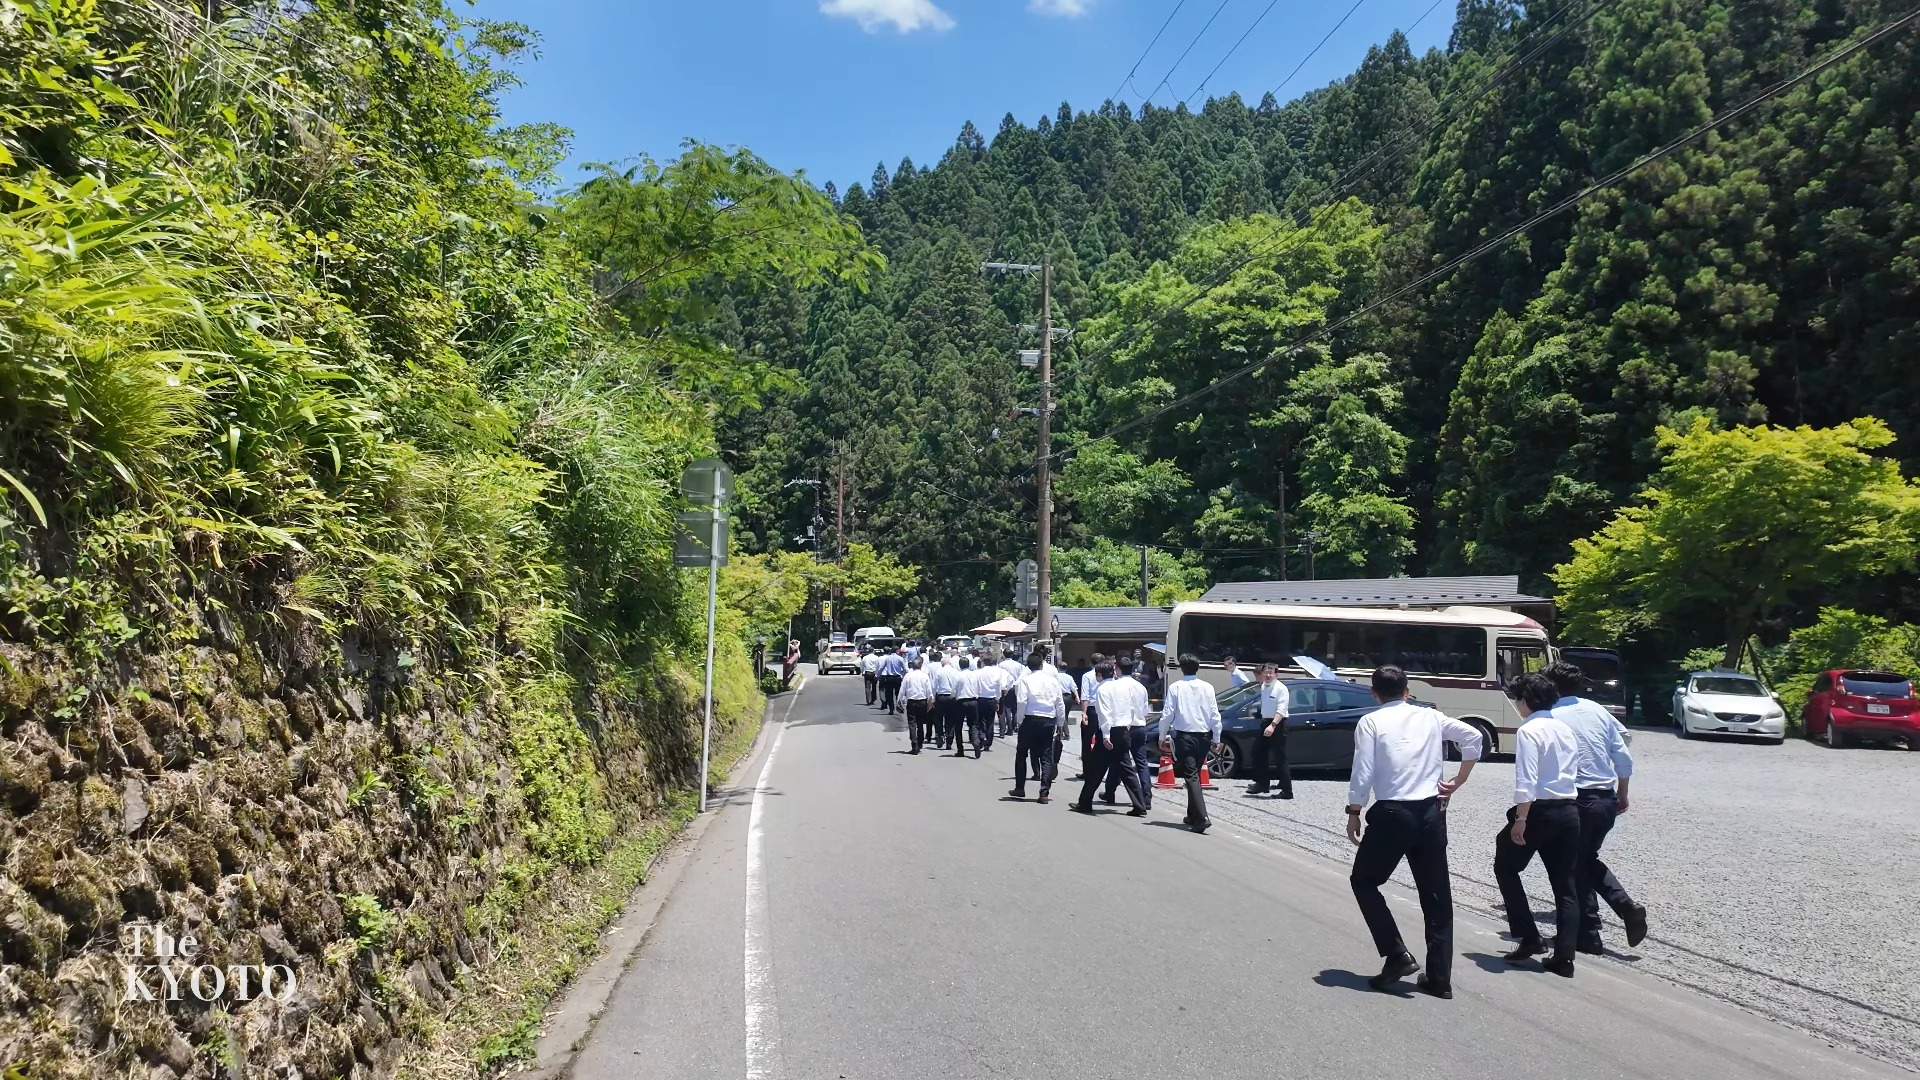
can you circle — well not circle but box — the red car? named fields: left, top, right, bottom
left=1801, top=670, right=1918, bottom=748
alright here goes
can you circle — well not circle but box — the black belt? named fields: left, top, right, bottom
left=1532, top=797, right=1577, bottom=806
left=1578, top=786, right=1617, bottom=795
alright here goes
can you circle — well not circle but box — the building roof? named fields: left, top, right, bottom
left=1024, top=606, right=1172, bottom=638
left=1198, top=575, right=1550, bottom=608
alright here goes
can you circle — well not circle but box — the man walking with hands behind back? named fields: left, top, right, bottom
left=1159, top=654, right=1222, bottom=833
left=1346, top=665, right=1483, bottom=998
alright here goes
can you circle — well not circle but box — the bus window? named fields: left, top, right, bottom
left=1178, top=613, right=1488, bottom=677
left=1496, top=638, right=1549, bottom=685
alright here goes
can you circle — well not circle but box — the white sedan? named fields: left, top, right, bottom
left=1671, top=671, right=1788, bottom=742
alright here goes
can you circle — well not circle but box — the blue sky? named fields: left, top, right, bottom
left=468, top=0, right=1458, bottom=193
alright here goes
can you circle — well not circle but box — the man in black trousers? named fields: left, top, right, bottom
left=1245, top=662, right=1292, bottom=798
left=877, top=646, right=906, bottom=715
left=1495, top=671, right=1584, bottom=978
left=900, top=656, right=935, bottom=754
left=1158, top=653, right=1221, bottom=833
left=1009, top=652, right=1065, bottom=802
left=1545, top=661, right=1649, bottom=952
left=1346, top=665, right=1483, bottom=997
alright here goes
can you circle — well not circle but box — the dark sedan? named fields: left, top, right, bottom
left=1144, top=678, right=1384, bottom=778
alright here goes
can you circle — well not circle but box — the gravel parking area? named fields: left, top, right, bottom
left=1161, top=728, right=1920, bottom=1072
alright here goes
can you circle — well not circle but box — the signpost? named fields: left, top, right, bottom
left=679, top=457, right=733, bottom=813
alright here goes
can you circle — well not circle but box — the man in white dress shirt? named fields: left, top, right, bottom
left=969, top=653, right=1001, bottom=754
left=1246, top=663, right=1292, bottom=798
left=1009, top=653, right=1065, bottom=802
left=930, top=652, right=961, bottom=751
left=950, top=656, right=982, bottom=758
left=1071, top=661, right=1150, bottom=815
left=1497, top=671, right=1584, bottom=977
left=1345, top=664, right=1482, bottom=997
left=900, top=657, right=935, bottom=754
left=1223, top=655, right=1253, bottom=687
left=861, top=648, right=880, bottom=706
left=1546, top=661, right=1648, bottom=952
left=996, top=652, right=1025, bottom=736
left=1159, top=654, right=1222, bottom=833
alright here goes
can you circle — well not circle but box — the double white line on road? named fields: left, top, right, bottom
left=744, top=692, right=795, bottom=1079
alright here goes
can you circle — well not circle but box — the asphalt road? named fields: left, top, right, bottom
left=570, top=672, right=1910, bottom=1080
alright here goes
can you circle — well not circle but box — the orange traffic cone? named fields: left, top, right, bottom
left=1154, top=754, right=1177, bottom=789
left=1199, top=760, right=1216, bottom=790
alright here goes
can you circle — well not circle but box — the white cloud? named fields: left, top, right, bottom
left=1029, top=0, right=1093, bottom=15
left=820, top=0, right=956, bottom=33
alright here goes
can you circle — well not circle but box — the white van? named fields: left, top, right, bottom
left=852, top=626, right=897, bottom=651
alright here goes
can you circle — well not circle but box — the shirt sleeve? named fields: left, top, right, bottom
left=1204, top=687, right=1222, bottom=739
left=1014, top=676, right=1029, bottom=712
left=1513, top=726, right=1539, bottom=805
left=1439, top=714, right=1484, bottom=762
left=1273, top=681, right=1290, bottom=718
left=1606, top=708, right=1634, bottom=779
left=1346, top=714, right=1377, bottom=808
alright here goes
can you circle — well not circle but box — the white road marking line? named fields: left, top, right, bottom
left=745, top=696, right=794, bottom=1079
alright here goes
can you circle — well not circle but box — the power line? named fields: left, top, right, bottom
left=1054, top=0, right=1611, bottom=389
left=1263, top=0, right=1368, bottom=103
left=1140, top=0, right=1235, bottom=104
left=1112, top=0, right=1192, bottom=103
left=1405, top=0, right=1449, bottom=35
left=1180, top=0, right=1287, bottom=108
left=1057, top=3, right=1920, bottom=461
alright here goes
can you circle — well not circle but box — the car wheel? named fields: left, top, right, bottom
left=1674, top=713, right=1691, bottom=739
left=1826, top=713, right=1848, bottom=749
left=1210, top=740, right=1237, bottom=779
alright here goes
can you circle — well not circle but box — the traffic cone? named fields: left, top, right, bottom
left=1199, top=760, right=1216, bottom=790
left=1155, top=754, right=1177, bottom=789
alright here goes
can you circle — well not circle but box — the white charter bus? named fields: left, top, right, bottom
left=1165, top=601, right=1554, bottom=755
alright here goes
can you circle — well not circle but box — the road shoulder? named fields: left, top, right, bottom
left=518, top=684, right=798, bottom=1079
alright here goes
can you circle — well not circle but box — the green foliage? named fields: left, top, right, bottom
left=1552, top=419, right=1920, bottom=666
left=340, top=893, right=396, bottom=951
left=1770, top=608, right=1920, bottom=720
left=1051, top=537, right=1206, bottom=607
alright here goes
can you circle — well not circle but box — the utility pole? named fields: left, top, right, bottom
left=983, top=256, right=1060, bottom=654
left=1139, top=544, right=1150, bottom=606
left=1278, top=459, right=1288, bottom=581
left=835, top=457, right=846, bottom=634
left=1036, top=254, right=1053, bottom=652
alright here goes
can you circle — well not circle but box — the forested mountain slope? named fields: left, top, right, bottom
left=720, top=0, right=1919, bottom=637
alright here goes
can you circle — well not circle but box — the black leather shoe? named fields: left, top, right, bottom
left=1245, top=784, right=1270, bottom=795
left=1276, top=791, right=1294, bottom=800
left=1007, top=790, right=1024, bottom=800
left=1623, top=903, right=1649, bottom=948
left=1416, top=975, right=1452, bottom=999
left=1502, top=938, right=1547, bottom=964
left=1067, top=803, right=1096, bottom=815
left=1126, top=807, right=1149, bottom=817
left=1100, top=793, right=1116, bottom=805
left=1544, top=957, right=1576, bottom=978
left=1369, top=953, right=1419, bottom=990
left=1190, top=821, right=1210, bottom=834
left=1576, top=942, right=1606, bottom=956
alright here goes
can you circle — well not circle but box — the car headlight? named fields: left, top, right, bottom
left=1685, top=703, right=1710, bottom=715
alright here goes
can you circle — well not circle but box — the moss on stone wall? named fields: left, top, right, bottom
left=0, top=612, right=761, bottom=1079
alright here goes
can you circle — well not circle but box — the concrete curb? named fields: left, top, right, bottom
left=517, top=685, right=798, bottom=1080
